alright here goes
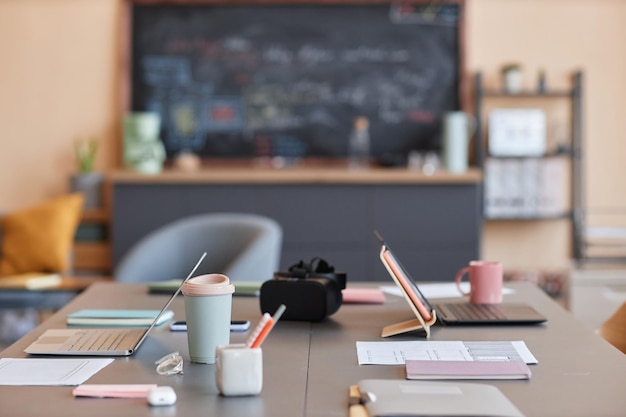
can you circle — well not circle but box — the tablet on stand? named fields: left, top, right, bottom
left=378, top=244, right=437, bottom=338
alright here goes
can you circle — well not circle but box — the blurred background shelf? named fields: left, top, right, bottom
left=474, top=70, right=584, bottom=261
left=74, top=207, right=111, bottom=275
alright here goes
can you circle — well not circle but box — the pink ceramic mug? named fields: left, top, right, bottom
left=455, top=261, right=503, bottom=304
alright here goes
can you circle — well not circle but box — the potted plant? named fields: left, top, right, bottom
left=70, top=137, right=103, bottom=208
left=75, top=137, right=98, bottom=173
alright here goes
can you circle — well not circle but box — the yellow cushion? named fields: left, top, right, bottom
left=0, top=193, right=84, bottom=276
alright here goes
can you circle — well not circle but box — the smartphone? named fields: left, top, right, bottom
left=169, top=320, right=251, bottom=332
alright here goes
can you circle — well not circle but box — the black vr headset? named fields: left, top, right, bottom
left=260, top=257, right=347, bottom=321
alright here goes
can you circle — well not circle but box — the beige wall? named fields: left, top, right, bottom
left=467, top=0, right=626, bottom=268
left=0, top=0, right=120, bottom=207
left=1, top=0, right=625, bottom=270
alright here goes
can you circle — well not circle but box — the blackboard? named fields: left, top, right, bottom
left=129, top=2, right=463, bottom=160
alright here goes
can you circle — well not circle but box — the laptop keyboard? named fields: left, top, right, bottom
left=61, top=328, right=145, bottom=352
left=443, top=303, right=508, bottom=321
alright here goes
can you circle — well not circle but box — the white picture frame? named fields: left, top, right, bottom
left=488, top=109, right=547, bottom=156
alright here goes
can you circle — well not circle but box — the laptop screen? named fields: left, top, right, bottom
left=135, top=252, right=207, bottom=347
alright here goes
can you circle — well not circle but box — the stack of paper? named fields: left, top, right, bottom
left=484, top=157, right=567, bottom=218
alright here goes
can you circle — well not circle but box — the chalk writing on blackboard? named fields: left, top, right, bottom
left=390, top=2, right=460, bottom=25
left=131, top=4, right=462, bottom=159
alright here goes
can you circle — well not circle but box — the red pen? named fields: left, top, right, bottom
left=246, top=313, right=271, bottom=348
left=250, top=304, right=286, bottom=349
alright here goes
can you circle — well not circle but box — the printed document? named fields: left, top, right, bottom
left=0, top=358, right=113, bottom=385
left=356, top=340, right=537, bottom=365
left=381, top=283, right=514, bottom=299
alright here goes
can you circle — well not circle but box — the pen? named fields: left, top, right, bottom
left=250, top=304, right=286, bottom=349
left=246, top=313, right=271, bottom=348
left=271, top=304, right=286, bottom=322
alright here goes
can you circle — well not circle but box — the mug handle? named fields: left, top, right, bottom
left=455, top=267, right=471, bottom=296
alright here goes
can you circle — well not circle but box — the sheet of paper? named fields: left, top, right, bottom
left=356, top=341, right=537, bottom=365
left=0, top=358, right=113, bottom=386
left=380, top=283, right=514, bottom=299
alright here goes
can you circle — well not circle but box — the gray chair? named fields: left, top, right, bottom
left=115, top=213, right=282, bottom=283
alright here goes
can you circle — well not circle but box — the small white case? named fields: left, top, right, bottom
left=147, top=386, right=177, bottom=406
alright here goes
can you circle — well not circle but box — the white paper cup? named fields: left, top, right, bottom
left=182, top=274, right=235, bottom=364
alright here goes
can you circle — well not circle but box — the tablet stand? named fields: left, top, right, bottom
left=381, top=310, right=437, bottom=338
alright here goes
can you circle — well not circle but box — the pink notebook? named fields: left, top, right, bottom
left=405, top=360, right=532, bottom=380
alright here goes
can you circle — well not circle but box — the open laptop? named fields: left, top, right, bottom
left=24, top=253, right=206, bottom=356
left=374, top=232, right=546, bottom=325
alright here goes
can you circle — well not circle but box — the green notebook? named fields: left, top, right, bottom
left=147, top=280, right=262, bottom=297
left=66, top=309, right=174, bottom=327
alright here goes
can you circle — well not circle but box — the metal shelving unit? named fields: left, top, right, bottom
left=474, top=70, right=584, bottom=261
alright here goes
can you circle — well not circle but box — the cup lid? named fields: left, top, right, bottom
left=181, top=274, right=235, bottom=296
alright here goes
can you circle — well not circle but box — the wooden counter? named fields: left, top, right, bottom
left=108, top=166, right=482, bottom=185
left=109, top=166, right=483, bottom=282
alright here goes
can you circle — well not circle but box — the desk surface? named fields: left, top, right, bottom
left=2, top=281, right=626, bottom=417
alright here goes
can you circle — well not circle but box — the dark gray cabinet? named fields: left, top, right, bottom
left=111, top=170, right=482, bottom=282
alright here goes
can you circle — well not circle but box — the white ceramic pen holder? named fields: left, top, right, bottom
left=215, top=344, right=263, bottom=396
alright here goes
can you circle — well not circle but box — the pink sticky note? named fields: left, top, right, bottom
left=342, top=288, right=386, bottom=304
